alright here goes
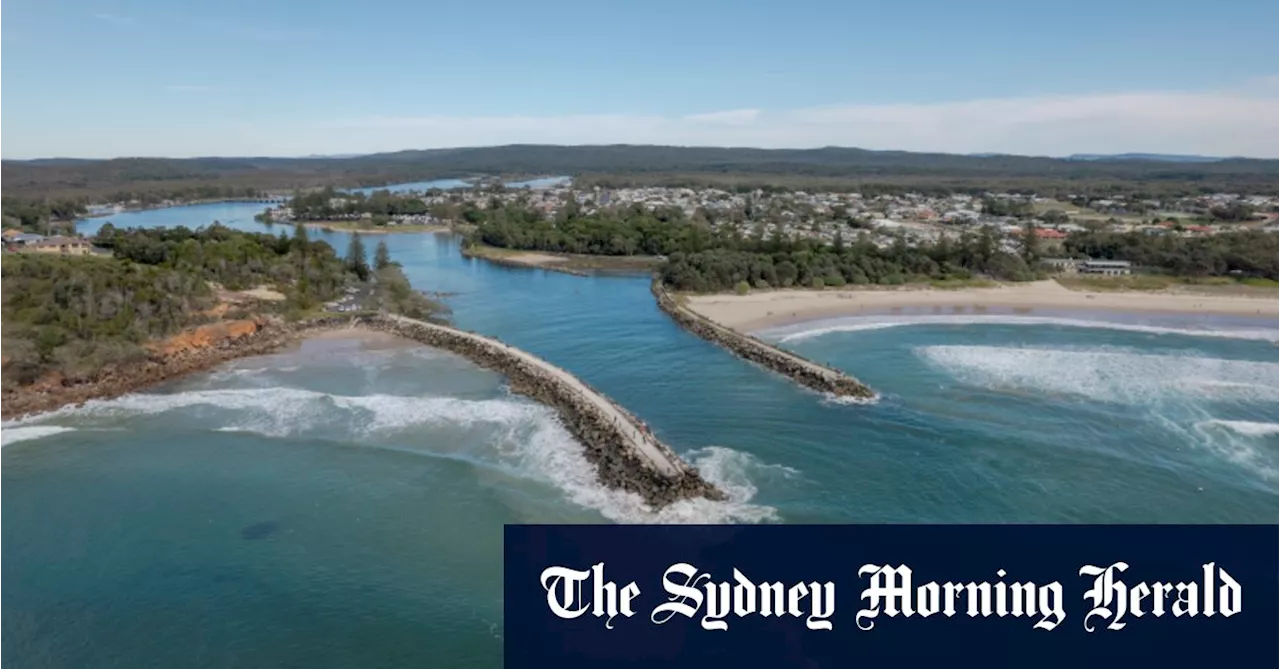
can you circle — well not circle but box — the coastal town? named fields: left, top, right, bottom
left=252, top=180, right=1280, bottom=260
left=9, top=180, right=1279, bottom=282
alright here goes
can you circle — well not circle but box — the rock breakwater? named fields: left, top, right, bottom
left=3, top=311, right=723, bottom=509
left=359, top=314, right=724, bottom=507
left=651, top=280, right=876, bottom=400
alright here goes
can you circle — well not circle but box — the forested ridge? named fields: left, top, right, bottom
left=5, top=145, right=1275, bottom=204
left=2, top=225, right=441, bottom=388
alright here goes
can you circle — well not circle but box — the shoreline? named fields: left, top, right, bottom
left=460, top=243, right=659, bottom=276
left=300, top=221, right=453, bottom=235
left=1, top=317, right=351, bottom=422
left=2, top=314, right=721, bottom=508
left=684, top=281, right=1279, bottom=332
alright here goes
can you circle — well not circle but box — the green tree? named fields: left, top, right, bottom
left=374, top=239, right=392, bottom=270
left=346, top=232, right=369, bottom=281
left=1020, top=221, right=1041, bottom=263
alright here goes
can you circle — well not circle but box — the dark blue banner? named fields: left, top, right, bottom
left=504, top=525, right=1277, bottom=668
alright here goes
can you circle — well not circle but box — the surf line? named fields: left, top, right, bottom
left=651, top=280, right=876, bottom=401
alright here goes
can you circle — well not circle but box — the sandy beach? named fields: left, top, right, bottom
left=300, top=221, right=451, bottom=234
left=685, top=280, right=1279, bottom=331
left=298, top=327, right=418, bottom=351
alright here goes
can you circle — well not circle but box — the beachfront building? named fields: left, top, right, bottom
left=1078, top=259, right=1132, bottom=276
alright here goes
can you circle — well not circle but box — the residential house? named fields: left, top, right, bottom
left=3, top=230, right=47, bottom=249
left=28, top=236, right=92, bottom=255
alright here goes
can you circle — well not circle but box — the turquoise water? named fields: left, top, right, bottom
left=4, top=195, right=1277, bottom=666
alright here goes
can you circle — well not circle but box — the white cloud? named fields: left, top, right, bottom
left=93, top=13, right=135, bottom=26
left=296, top=84, right=1277, bottom=159
left=5, top=81, right=1277, bottom=159
left=683, top=109, right=762, bottom=125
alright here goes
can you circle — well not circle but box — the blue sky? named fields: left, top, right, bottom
left=2, top=0, right=1277, bottom=158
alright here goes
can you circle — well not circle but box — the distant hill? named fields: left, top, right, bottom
left=299, top=153, right=368, bottom=159
left=4, top=145, right=1277, bottom=200
left=1066, top=153, right=1229, bottom=163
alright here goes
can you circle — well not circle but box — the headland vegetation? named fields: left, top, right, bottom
left=1, top=222, right=443, bottom=417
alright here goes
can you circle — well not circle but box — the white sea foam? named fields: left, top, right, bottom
left=1, top=425, right=78, bottom=447
left=823, top=392, right=882, bottom=406
left=210, top=365, right=300, bottom=379
left=769, top=315, right=1279, bottom=343
left=21, top=385, right=780, bottom=523
left=916, top=345, right=1279, bottom=405
left=1188, top=419, right=1280, bottom=483
left=1195, top=420, right=1280, bottom=437
left=484, top=412, right=782, bottom=524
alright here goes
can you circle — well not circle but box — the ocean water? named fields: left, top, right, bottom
left=4, top=199, right=1277, bottom=666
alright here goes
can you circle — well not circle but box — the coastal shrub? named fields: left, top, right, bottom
left=809, top=276, right=824, bottom=289
left=734, top=280, right=750, bottom=295
left=752, top=278, right=770, bottom=290
left=3, top=226, right=445, bottom=389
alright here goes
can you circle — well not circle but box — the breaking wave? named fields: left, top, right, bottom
left=1, top=426, right=78, bottom=447
left=1196, top=420, right=1280, bottom=437
left=769, top=315, right=1278, bottom=343
left=823, top=392, right=881, bottom=406
left=16, top=386, right=780, bottom=524
left=916, top=345, right=1278, bottom=405
left=1188, top=419, right=1280, bottom=483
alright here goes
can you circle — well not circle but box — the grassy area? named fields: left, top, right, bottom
left=926, top=277, right=1001, bottom=290
left=1056, top=275, right=1278, bottom=295
left=1031, top=199, right=1084, bottom=215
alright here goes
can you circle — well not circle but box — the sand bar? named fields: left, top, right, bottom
left=685, top=280, right=1279, bottom=331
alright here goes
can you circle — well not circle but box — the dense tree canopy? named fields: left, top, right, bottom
left=4, top=224, right=443, bottom=388
left=1, top=196, right=87, bottom=233
left=1063, top=229, right=1277, bottom=279
left=473, top=202, right=721, bottom=256
left=289, top=187, right=430, bottom=219
left=468, top=199, right=1278, bottom=290
left=658, top=228, right=1037, bottom=292
left=93, top=222, right=354, bottom=305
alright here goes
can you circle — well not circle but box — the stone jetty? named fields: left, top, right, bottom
left=651, top=280, right=876, bottom=400
left=3, top=311, right=722, bottom=508
left=359, top=314, right=725, bottom=507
